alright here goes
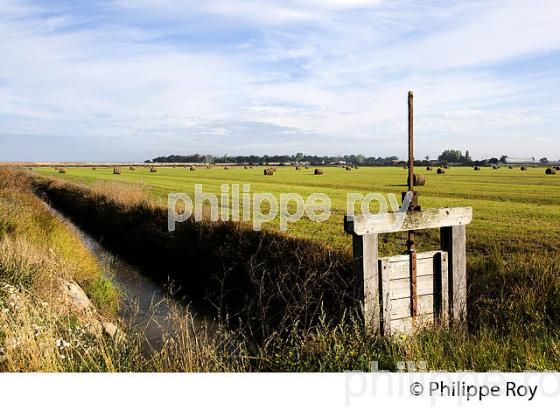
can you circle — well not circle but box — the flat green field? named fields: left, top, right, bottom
left=33, top=165, right=560, bottom=255
left=21, top=166, right=560, bottom=370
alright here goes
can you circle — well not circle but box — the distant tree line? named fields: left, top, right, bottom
left=437, top=149, right=473, bottom=165
left=147, top=153, right=400, bottom=166
left=147, top=150, right=558, bottom=166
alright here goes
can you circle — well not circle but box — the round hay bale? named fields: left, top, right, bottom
left=149, top=166, right=157, bottom=173
left=295, top=166, right=301, bottom=170
left=555, top=166, right=560, bottom=171
left=129, top=166, right=135, bottom=171
left=437, top=168, right=446, bottom=174
left=426, top=166, right=433, bottom=171
left=521, top=166, right=527, bottom=171
left=443, top=165, right=449, bottom=169
left=345, top=166, right=352, bottom=171
left=474, top=166, right=480, bottom=171
left=408, top=173, right=426, bottom=186
left=509, top=166, right=514, bottom=169
left=190, top=166, right=195, bottom=171
left=545, top=168, right=556, bottom=175
left=492, top=165, right=500, bottom=169
left=224, top=166, right=229, bottom=170
left=113, top=167, right=121, bottom=175
left=304, top=166, right=309, bottom=169
left=92, top=167, right=97, bottom=171
left=244, top=166, right=248, bottom=169
left=354, top=166, right=359, bottom=169
left=314, top=168, right=323, bottom=175
left=58, top=168, right=66, bottom=174
left=263, top=168, right=274, bottom=176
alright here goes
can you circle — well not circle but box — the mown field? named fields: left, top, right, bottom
left=33, top=165, right=560, bottom=255
left=10, top=164, right=558, bottom=371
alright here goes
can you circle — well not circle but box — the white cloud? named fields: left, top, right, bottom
left=0, top=0, right=559, bottom=161
left=382, top=1, right=560, bottom=71
left=116, top=0, right=385, bottom=24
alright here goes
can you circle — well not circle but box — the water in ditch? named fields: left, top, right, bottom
left=44, top=203, right=197, bottom=349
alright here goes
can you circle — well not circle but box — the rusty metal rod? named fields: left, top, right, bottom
left=408, top=91, right=414, bottom=193
left=407, top=91, right=418, bottom=318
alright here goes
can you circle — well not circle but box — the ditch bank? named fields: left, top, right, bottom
left=45, top=202, right=184, bottom=348
left=32, top=177, right=355, bottom=338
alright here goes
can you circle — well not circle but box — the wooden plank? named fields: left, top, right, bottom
left=391, top=314, right=434, bottom=334
left=344, top=207, right=472, bottom=235
left=380, top=251, right=445, bottom=280
left=390, top=275, right=434, bottom=299
left=441, top=225, right=467, bottom=323
left=390, top=294, right=435, bottom=320
left=379, top=259, right=392, bottom=336
left=352, top=234, right=380, bottom=332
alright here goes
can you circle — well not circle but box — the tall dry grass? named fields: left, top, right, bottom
left=0, top=237, right=54, bottom=290
left=0, top=282, right=133, bottom=372
left=0, top=169, right=128, bottom=371
left=0, top=172, right=120, bottom=316
left=90, top=181, right=149, bottom=208
left=0, top=281, right=256, bottom=372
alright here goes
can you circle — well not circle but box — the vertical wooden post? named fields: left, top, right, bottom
left=352, top=233, right=380, bottom=332
left=379, top=260, right=392, bottom=335
left=440, top=225, right=467, bottom=323
left=433, top=252, right=449, bottom=325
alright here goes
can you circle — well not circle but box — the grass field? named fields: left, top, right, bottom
left=2, top=165, right=558, bottom=370
left=33, top=165, right=560, bottom=255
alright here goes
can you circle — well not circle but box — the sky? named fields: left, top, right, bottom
left=0, top=0, right=559, bottom=162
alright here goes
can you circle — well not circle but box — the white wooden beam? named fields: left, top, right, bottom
left=345, top=207, right=472, bottom=235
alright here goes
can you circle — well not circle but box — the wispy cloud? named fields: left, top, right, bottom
left=0, top=0, right=559, bottom=161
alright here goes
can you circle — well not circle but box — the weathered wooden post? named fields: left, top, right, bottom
left=351, top=232, right=381, bottom=332
left=344, top=92, right=472, bottom=335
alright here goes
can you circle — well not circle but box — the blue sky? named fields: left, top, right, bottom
left=1, top=0, right=559, bottom=161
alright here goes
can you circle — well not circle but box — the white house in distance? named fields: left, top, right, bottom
left=504, top=157, right=537, bottom=165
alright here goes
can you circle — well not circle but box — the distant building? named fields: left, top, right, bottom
left=504, top=157, right=537, bottom=164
